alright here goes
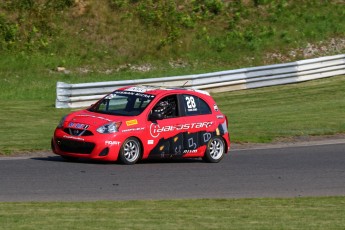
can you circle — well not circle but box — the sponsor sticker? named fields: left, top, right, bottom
left=148, top=140, right=154, bottom=145
left=105, top=140, right=121, bottom=146
left=214, top=104, right=219, bottom=111
left=149, top=121, right=213, bottom=138
left=116, top=90, right=154, bottom=99
left=76, top=114, right=111, bottom=122
left=68, top=122, right=89, bottom=129
left=183, top=149, right=198, bottom=154
left=126, top=119, right=138, bottom=126
left=122, top=127, right=144, bottom=133
left=125, top=86, right=148, bottom=93
left=63, top=135, right=84, bottom=141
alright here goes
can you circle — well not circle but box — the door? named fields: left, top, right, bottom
left=146, top=94, right=185, bottom=158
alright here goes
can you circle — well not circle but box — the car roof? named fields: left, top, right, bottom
left=117, top=85, right=210, bottom=97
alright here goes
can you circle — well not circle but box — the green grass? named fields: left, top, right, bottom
left=0, top=100, right=69, bottom=154
left=0, top=75, right=344, bottom=155
left=0, top=197, right=344, bottom=229
left=213, top=75, right=345, bottom=143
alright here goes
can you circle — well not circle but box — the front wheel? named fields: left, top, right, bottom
left=118, top=137, right=142, bottom=165
left=203, top=136, right=225, bottom=163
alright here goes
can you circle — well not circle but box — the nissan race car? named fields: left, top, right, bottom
left=51, top=85, right=230, bottom=164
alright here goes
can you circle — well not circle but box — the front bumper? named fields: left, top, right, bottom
left=51, top=129, right=123, bottom=161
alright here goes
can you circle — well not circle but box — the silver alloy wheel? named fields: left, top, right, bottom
left=209, top=138, right=224, bottom=160
left=123, top=139, right=140, bottom=163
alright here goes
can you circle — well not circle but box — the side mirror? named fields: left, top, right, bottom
left=149, top=112, right=163, bottom=121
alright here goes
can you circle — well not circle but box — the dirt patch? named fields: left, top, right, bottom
left=264, top=38, right=345, bottom=64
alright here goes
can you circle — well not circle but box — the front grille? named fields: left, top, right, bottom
left=56, top=138, right=95, bottom=154
left=63, top=128, right=93, bottom=136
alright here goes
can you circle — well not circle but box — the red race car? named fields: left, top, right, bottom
left=52, top=86, right=230, bottom=164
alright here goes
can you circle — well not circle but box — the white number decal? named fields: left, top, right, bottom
left=186, top=96, right=196, bottom=109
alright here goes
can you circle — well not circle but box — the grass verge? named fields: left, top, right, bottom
left=0, top=197, right=344, bottom=230
left=214, top=75, right=345, bottom=143
left=0, top=100, right=69, bottom=154
left=0, top=75, right=344, bottom=154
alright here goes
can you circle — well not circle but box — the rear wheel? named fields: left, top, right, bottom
left=119, top=137, right=142, bottom=165
left=203, top=136, right=225, bottom=163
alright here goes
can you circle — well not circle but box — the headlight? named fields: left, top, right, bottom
left=97, top=122, right=122, bottom=134
left=57, top=115, right=67, bottom=128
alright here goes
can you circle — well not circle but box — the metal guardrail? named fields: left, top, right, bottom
left=56, top=54, right=345, bottom=108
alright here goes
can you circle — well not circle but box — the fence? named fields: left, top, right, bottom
left=56, top=54, right=345, bottom=108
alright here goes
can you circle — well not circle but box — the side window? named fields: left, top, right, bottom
left=199, top=97, right=212, bottom=115
left=151, top=95, right=178, bottom=119
left=182, top=94, right=211, bottom=116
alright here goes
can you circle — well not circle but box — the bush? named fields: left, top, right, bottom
left=0, top=14, right=18, bottom=50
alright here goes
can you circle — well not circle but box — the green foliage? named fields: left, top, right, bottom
left=46, top=0, right=75, bottom=10
left=2, top=0, right=35, bottom=10
left=107, top=0, right=227, bottom=49
left=135, top=0, right=189, bottom=48
left=192, top=0, right=224, bottom=15
left=109, top=0, right=128, bottom=9
left=2, top=0, right=73, bottom=11
left=109, top=0, right=140, bottom=9
left=0, top=0, right=74, bottom=52
left=1, top=0, right=344, bottom=59
left=0, top=15, right=18, bottom=49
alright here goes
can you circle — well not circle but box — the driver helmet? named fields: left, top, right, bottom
left=153, top=100, right=176, bottom=118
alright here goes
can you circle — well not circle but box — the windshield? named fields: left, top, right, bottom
left=88, top=90, right=155, bottom=116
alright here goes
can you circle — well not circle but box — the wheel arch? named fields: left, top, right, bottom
left=124, top=135, right=144, bottom=159
left=221, top=135, right=230, bottom=154
left=117, top=136, right=144, bottom=165
left=203, top=135, right=226, bottom=163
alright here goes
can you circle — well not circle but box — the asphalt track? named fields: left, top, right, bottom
left=0, top=142, right=344, bottom=202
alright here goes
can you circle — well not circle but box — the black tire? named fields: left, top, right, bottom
left=203, top=136, right=225, bottom=163
left=118, top=137, right=142, bottom=165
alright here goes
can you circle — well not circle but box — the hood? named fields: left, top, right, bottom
left=64, top=110, right=130, bottom=130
